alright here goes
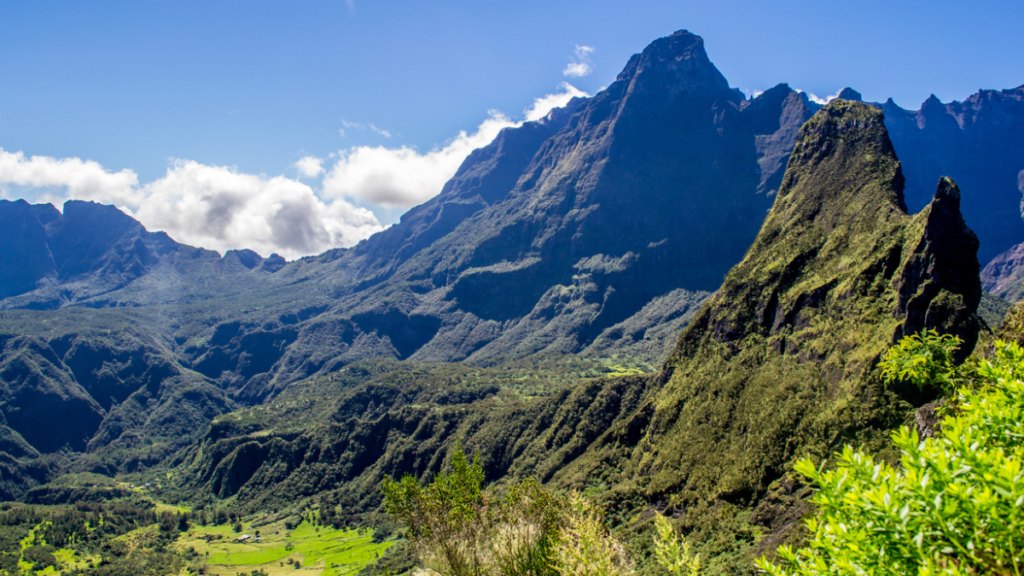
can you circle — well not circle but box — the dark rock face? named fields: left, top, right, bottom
left=0, top=200, right=57, bottom=300
left=882, top=86, right=1024, bottom=265
left=893, top=177, right=983, bottom=353
left=0, top=200, right=179, bottom=308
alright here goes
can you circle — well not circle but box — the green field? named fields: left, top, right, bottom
left=178, top=519, right=392, bottom=576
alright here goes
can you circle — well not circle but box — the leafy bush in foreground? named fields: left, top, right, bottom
left=758, top=334, right=1024, bottom=575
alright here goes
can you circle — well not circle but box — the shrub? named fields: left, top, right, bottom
left=382, top=444, right=629, bottom=576
left=757, top=337, right=1024, bottom=576
left=652, top=513, right=701, bottom=576
left=551, top=491, right=632, bottom=576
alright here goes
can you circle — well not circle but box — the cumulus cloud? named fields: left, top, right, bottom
left=0, top=148, right=382, bottom=260
left=295, top=155, right=325, bottom=178
left=322, top=82, right=587, bottom=208
left=563, top=45, right=595, bottom=78
left=0, top=148, right=141, bottom=206
left=135, top=161, right=382, bottom=259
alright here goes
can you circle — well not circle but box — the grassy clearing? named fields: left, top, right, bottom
left=178, top=519, right=392, bottom=576
left=601, top=363, right=646, bottom=376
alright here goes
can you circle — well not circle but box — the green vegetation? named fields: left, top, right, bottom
left=164, top=356, right=652, bottom=518
left=0, top=495, right=393, bottom=576
left=381, top=445, right=715, bottom=576
left=880, top=330, right=965, bottom=395
left=0, top=499, right=189, bottom=575
left=383, top=445, right=635, bottom=576
left=182, top=519, right=391, bottom=576
left=978, top=292, right=1013, bottom=329
left=653, top=513, right=702, bottom=576
left=759, top=334, right=1024, bottom=575
left=550, top=491, right=632, bottom=576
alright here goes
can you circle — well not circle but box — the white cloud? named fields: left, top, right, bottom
left=295, top=155, right=325, bottom=178
left=322, top=83, right=587, bottom=208
left=563, top=45, right=595, bottom=78
left=0, top=148, right=141, bottom=206
left=0, top=148, right=382, bottom=260
left=796, top=88, right=843, bottom=106
left=524, top=82, right=588, bottom=122
left=135, top=160, right=381, bottom=259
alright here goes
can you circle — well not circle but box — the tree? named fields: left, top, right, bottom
left=382, top=443, right=490, bottom=576
left=757, top=336, right=1024, bottom=576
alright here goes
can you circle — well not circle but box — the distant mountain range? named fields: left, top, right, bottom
left=0, top=30, right=1020, bottom=499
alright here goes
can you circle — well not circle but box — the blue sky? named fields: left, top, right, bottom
left=1, top=0, right=1021, bottom=258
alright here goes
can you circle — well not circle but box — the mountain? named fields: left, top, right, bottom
left=0, top=30, right=825, bottom=487
left=166, top=100, right=985, bottom=575
left=0, top=29, right=1015, bottom=501
left=609, top=102, right=983, bottom=571
left=315, top=31, right=816, bottom=368
left=0, top=198, right=286, bottom=310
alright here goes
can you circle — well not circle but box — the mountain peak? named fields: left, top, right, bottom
left=615, top=29, right=730, bottom=97
left=921, top=93, right=946, bottom=114
left=778, top=99, right=907, bottom=212
left=837, top=87, right=862, bottom=101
